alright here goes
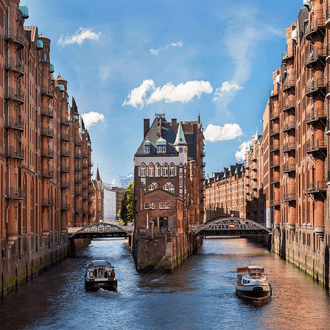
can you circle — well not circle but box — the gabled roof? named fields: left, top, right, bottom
left=135, top=116, right=178, bottom=156
left=95, top=167, right=101, bottom=182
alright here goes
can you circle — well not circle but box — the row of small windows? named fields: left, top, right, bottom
left=148, top=182, right=175, bottom=194
left=140, top=163, right=180, bottom=177
left=144, top=202, right=171, bottom=210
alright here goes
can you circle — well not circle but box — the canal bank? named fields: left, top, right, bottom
left=1, top=234, right=90, bottom=298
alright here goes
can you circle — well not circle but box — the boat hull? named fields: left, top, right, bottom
left=85, top=279, right=118, bottom=291
left=235, top=285, right=271, bottom=302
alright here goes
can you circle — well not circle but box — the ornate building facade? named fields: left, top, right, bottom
left=0, top=1, right=94, bottom=296
left=133, top=115, right=204, bottom=272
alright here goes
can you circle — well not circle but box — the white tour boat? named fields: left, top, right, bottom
left=85, top=260, right=117, bottom=291
left=235, top=266, right=272, bottom=302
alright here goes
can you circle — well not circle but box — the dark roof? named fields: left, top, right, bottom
left=95, top=167, right=101, bottom=181
left=135, top=116, right=179, bottom=156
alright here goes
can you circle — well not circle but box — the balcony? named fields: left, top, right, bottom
left=82, top=173, right=89, bottom=179
left=283, top=163, right=295, bottom=174
left=42, top=169, right=54, bottom=178
left=75, top=179, right=82, bottom=184
left=75, top=166, right=82, bottom=172
left=270, top=111, right=279, bottom=121
left=82, top=153, right=89, bottom=158
left=61, top=204, right=70, bottom=211
left=5, top=187, right=24, bottom=200
left=271, top=176, right=280, bottom=185
left=283, top=142, right=295, bottom=153
left=282, top=100, right=295, bottom=112
left=60, top=149, right=70, bottom=157
left=306, top=108, right=326, bottom=125
left=75, top=190, right=82, bottom=197
left=75, top=152, right=82, bottom=159
left=284, top=193, right=296, bottom=202
left=305, top=47, right=326, bottom=68
left=305, top=17, right=325, bottom=41
left=82, top=163, right=88, bottom=169
left=75, top=208, right=83, bottom=214
left=5, top=117, right=24, bottom=131
left=270, top=160, right=280, bottom=168
left=41, top=148, right=54, bottom=158
left=41, top=86, right=54, bottom=98
left=282, top=75, right=295, bottom=92
left=269, top=90, right=278, bottom=99
left=5, top=29, right=24, bottom=48
left=74, top=140, right=82, bottom=146
left=270, top=143, right=280, bottom=152
left=41, top=198, right=54, bottom=207
left=61, top=133, right=70, bottom=141
left=5, top=87, right=24, bottom=104
left=282, top=51, right=294, bottom=63
left=305, top=78, right=326, bottom=97
left=5, top=57, right=24, bottom=76
left=40, top=107, right=54, bottom=117
left=282, top=120, right=295, bottom=132
left=306, top=139, right=326, bottom=154
left=61, top=181, right=70, bottom=189
left=271, top=199, right=280, bottom=207
left=60, top=118, right=70, bottom=126
left=270, top=127, right=280, bottom=136
left=40, top=127, right=54, bottom=138
left=60, top=166, right=70, bottom=173
left=5, top=146, right=24, bottom=159
left=306, top=181, right=326, bottom=194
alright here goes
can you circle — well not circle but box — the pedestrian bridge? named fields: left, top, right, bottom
left=194, top=217, right=271, bottom=236
left=69, top=222, right=132, bottom=239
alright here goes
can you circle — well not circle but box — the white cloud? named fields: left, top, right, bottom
left=213, top=81, right=243, bottom=100
left=150, top=41, right=183, bottom=55
left=81, top=111, right=105, bottom=129
left=147, top=80, right=212, bottom=104
left=123, top=79, right=212, bottom=109
left=122, top=79, right=155, bottom=109
left=58, top=28, right=101, bottom=46
left=111, top=179, right=116, bottom=186
left=235, top=140, right=252, bottom=161
left=204, top=123, right=243, bottom=142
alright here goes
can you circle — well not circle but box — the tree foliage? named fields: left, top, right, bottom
left=117, top=181, right=134, bottom=225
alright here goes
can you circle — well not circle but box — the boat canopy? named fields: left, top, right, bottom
left=237, top=266, right=264, bottom=274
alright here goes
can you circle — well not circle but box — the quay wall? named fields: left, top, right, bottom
left=1, top=236, right=90, bottom=298
left=133, top=228, right=202, bottom=272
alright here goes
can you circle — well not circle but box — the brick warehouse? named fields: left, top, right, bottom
left=204, top=0, right=330, bottom=288
left=133, top=115, right=204, bottom=272
left=0, top=1, right=97, bottom=296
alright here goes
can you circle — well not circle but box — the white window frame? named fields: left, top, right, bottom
left=149, top=163, right=154, bottom=177
left=157, top=145, right=166, bottom=153
left=144, top=203, right=150, bottom=209
left=169, top=184, right=175, bottom=194
left=155, top=163, right=161, bottom=177
left=169, top=164, right=175, bottom=177
left=163, top=163, right=168, bottom=177
left=141, top=163, right=146, bottom=177
left=159, top=202, right=164, bottom=210
left=165, top=203, right=170, bottom=209
left=145, top=145, right=150, bottom=153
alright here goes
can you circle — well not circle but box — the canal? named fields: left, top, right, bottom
left=1, top=238, right=329, bottom=329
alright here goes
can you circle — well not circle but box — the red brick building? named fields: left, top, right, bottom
left=133, top=115, right=204, bottom=271
left=0, top=1, right=94, bottom=296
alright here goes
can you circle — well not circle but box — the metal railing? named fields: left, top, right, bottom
left=61, top=166, right=70, bottom=173
left=42, top=169, right=54, bottom=178
left=60, top=149, right=70, bottom=157
left=42, top=198, right=55, bottom=207
left=284, top=193, right=296, bottom=201
left=270, top=127, right=280, bottom=135
left=306, top=108, right=325, bottom=123
left=305, top=78, right=326, bottom=96
left=270, top=112, right=280, bottom=120
left=282, top=100, right=295, bottom=111
left=305, top=17, right=325, bottom=39
left=5, top=87, right=24, bottom=103
left=283, top=142, right=296, bottom=152
left=270, top=143, right=280, bottom=152
left=306, top=181, right=326, bottom=192
left=41, top=86, right=54, bottom=98
left=306, top=138, right=326, bottom=153
left=5, top=28, right=25, bottom=47
left=40, top=107, right=54, bottom=117
left=5, top=146, right=24, bottom=159
left=5, top=57, right=24, bottom=75
left=5, top=116, right=24, bottom=130
left=305, top=47, right=326, bottom=67
left=283, top=164, right=295, bottom=173
left=270, top=160, right=280, bottom=168
left=282, top=120, right=296, bottom=132
left=5, top=187, right=24, bottom=199
left=61, top=133, right=70, bottom=141
left=40, top=127, right=54, bottom=137
left=41, top=148, right=54, bottom=158
left=282, top=74, right=296, bottom=91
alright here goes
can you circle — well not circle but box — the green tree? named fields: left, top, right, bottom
left=117, top=181, right=134, bottom=225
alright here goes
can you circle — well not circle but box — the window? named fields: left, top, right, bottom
left=44, top=52, right=47, bottom=62
left=144, top=203, right=150, bottom=209
left=141, top=163, right=146, bottom=177
left=159, top=202, right=164, bottom=209
left=155, top=163, right=161, bottom=177
left=163, top=163, right=168, bottom=177
left=148, top=183, right=158, bottom=191
left=145, top=145, right=150, bottom=153
left=165, top=203, right=170, bottom=209
left=163, top=183, right=175, bottom=194
left=169, top=184, right=175, bottom=194
left=150, top=203, right=155, bottom=209
left=169, top=164, right=175, bottom=177
left=148, top=163, right=154, bottom=177
left=157, top=145, right=166, bottom=153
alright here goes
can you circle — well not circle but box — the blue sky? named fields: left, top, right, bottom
left=22, top=0, right=302, bottom=185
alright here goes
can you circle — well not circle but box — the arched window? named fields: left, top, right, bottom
left=141, top=163, right=146, bottom=177
left=163, top=183, right=175, bottom=194
left=149, top=183, right=158, bottom=191
left=169, top=184, right=175, bottom=194
left=155, top=163, right=161, bottom=177
left=169, top=163, right=175, bottom=177
left=149, top=163, right=154, bottom=177
left=163, top=163, right=168, bottom=177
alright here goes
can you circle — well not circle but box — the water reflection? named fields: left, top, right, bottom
left=0, top=238, right=329, bottom=330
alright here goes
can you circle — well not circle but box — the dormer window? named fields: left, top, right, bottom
left=144, top=140, right=150, bottom=153
left=156, top=137, right=166, bottom=153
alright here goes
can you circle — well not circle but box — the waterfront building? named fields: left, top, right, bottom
left=119, top=173, right=134, bottom=189
left=133, top=114, right=204, bottom=271
left=0, top=1, right=94, bottom=296
left=204, top=163, right=246, bottom=221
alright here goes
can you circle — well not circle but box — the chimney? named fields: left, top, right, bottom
left=171, top=118, right=177, bottom=128
left=144, top=118, right=150, bottom=138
